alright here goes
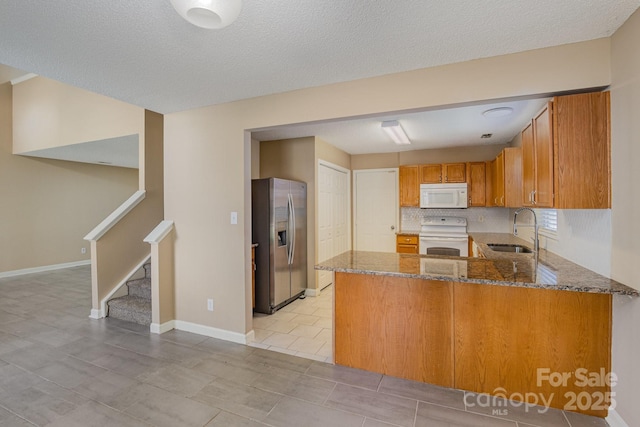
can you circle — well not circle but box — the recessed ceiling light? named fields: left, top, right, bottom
left=481, top=134, right=493, bottom=139
left=483, top=107, right=514, bottom=118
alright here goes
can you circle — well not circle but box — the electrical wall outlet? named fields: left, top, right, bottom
left=81, top=247, right=87, bottom=254
left=207, top=299, right=214, bottom=311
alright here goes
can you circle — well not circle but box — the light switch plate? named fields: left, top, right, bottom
left=230, top=211, right=238, bottom=225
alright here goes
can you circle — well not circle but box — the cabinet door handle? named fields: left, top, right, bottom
left=532, top=190, right=536, bottom=204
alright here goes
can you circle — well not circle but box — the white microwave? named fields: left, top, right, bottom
left=420, top=183, right=468, bottom=209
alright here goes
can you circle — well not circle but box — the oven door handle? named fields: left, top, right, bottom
left=420, top=236, right=468, bottom=242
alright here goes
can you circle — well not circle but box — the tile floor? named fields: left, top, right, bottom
left=0, top=265, right=609, bottom=426
left=250, top=286, right=333, bottom=363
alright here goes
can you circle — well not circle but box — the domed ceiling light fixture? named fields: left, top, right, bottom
left=169, top=0, right=243, bottom=29
left=482, top=107, right=514, bottom=118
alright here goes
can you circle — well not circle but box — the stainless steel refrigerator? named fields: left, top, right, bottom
left=251, top=178, right=307, bottom=314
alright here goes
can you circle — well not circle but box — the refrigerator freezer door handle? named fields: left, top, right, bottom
left=288, top=193, right=296, bottom=265
left=286, top=195, right=291, bottom=265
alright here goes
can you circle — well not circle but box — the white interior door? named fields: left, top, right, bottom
left=318, top=161, right=350, bottom=289
left=354, top=169, right=399, bottom=252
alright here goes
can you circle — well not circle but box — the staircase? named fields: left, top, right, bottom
left=107, top=263, right=151, bottom=325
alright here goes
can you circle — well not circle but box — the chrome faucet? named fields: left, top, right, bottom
left=513, top=207, right=539, bottom=254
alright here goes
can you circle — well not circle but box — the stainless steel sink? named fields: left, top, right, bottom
left=487, top=243, right=533, bottom=254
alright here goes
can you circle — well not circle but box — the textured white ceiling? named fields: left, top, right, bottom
left=1, top=1, right=638, bottom=115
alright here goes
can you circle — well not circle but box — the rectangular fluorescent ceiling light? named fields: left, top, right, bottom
left=381, top=120, right=411, bottom=145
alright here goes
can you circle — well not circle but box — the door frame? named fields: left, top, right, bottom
left=352, top=168, right=399, bottom=251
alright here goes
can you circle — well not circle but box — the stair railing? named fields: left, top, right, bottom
left=84, top=190, right=156, bottom=319
left=144, top=220, right=176, bottom=334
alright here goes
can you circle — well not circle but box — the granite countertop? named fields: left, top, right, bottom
left=396, top=230, right=420, bottom=236
left=316, top=233, right=638, bottom=296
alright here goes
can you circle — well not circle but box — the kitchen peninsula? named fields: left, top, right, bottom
left=316, top=238, right=637, bottom=417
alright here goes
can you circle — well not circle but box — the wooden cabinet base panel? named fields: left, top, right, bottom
left=335, top=272, right=454, bottom=387
left=334, top=272, right=612, bottom=418
left=455, top=282, right=611, bottom=418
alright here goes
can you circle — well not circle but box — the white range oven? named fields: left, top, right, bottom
left=420, top=258, right=468, bottom=279
left=419, top=216, right=469, bottom=257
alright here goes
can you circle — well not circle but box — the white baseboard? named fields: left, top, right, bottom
left=606, top=409, right=629, bottom=427
left=150, top=320, right=176, bottom=334
left=174, top=320, right=253, bottom=345
left=245, top=329, right=255, bottom=344
left=305, top=288, right=319, bottom=297
left=89, top=308, right=104, bottom=319
left=0, top=260, right=91, bottom=279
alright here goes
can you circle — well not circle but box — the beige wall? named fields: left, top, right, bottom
left=164, top=38, right=611, bottom=338
left=250, top=138, right=260, bottom=179
left=0, top=82, right=138, bottom=273
left=12, top=76, right=144, bottom=154
left=400, top=144, right=507, bottom=165
left=351, top=152, right=400, bottom=170
left=315, top=137, right=351, bottom=170
left=610, top=8, right=640, bottom=426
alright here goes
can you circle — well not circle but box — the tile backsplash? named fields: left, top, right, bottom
left=401, top=207, right=511, bottom=233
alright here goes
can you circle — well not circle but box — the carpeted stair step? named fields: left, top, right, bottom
left=127, top=277, right=151, bottom=299
left=143, top=262, right=152, bottom=279
left=107, top=295, right=151, bottom=325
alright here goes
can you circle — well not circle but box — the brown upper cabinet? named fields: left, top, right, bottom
left=486, top=148, right=522, bottom=208
left=522, top=102, right=554, bottom=207
left=503, top=147, right=523, bottom=208
left=420, top=164, right=442, bottom=183
left=491, top=152, right=505, bottom=206
left=399, top=165, right=420, bottom=207
left=399, top=92, right=610, bottom=210
left=522, top=91, right=610, bottom=209
left=554, top=92, right=611, bottom=209
left=421, top=163, right=466, bottom=183
left=466, top=162, right=486, bottom=207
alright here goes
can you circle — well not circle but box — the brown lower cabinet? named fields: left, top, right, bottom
left=396, top=234, right=418, bottom=254
left=334, top=272, right=612, bottom=417
left=335, top=272, right=454, bottom=387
